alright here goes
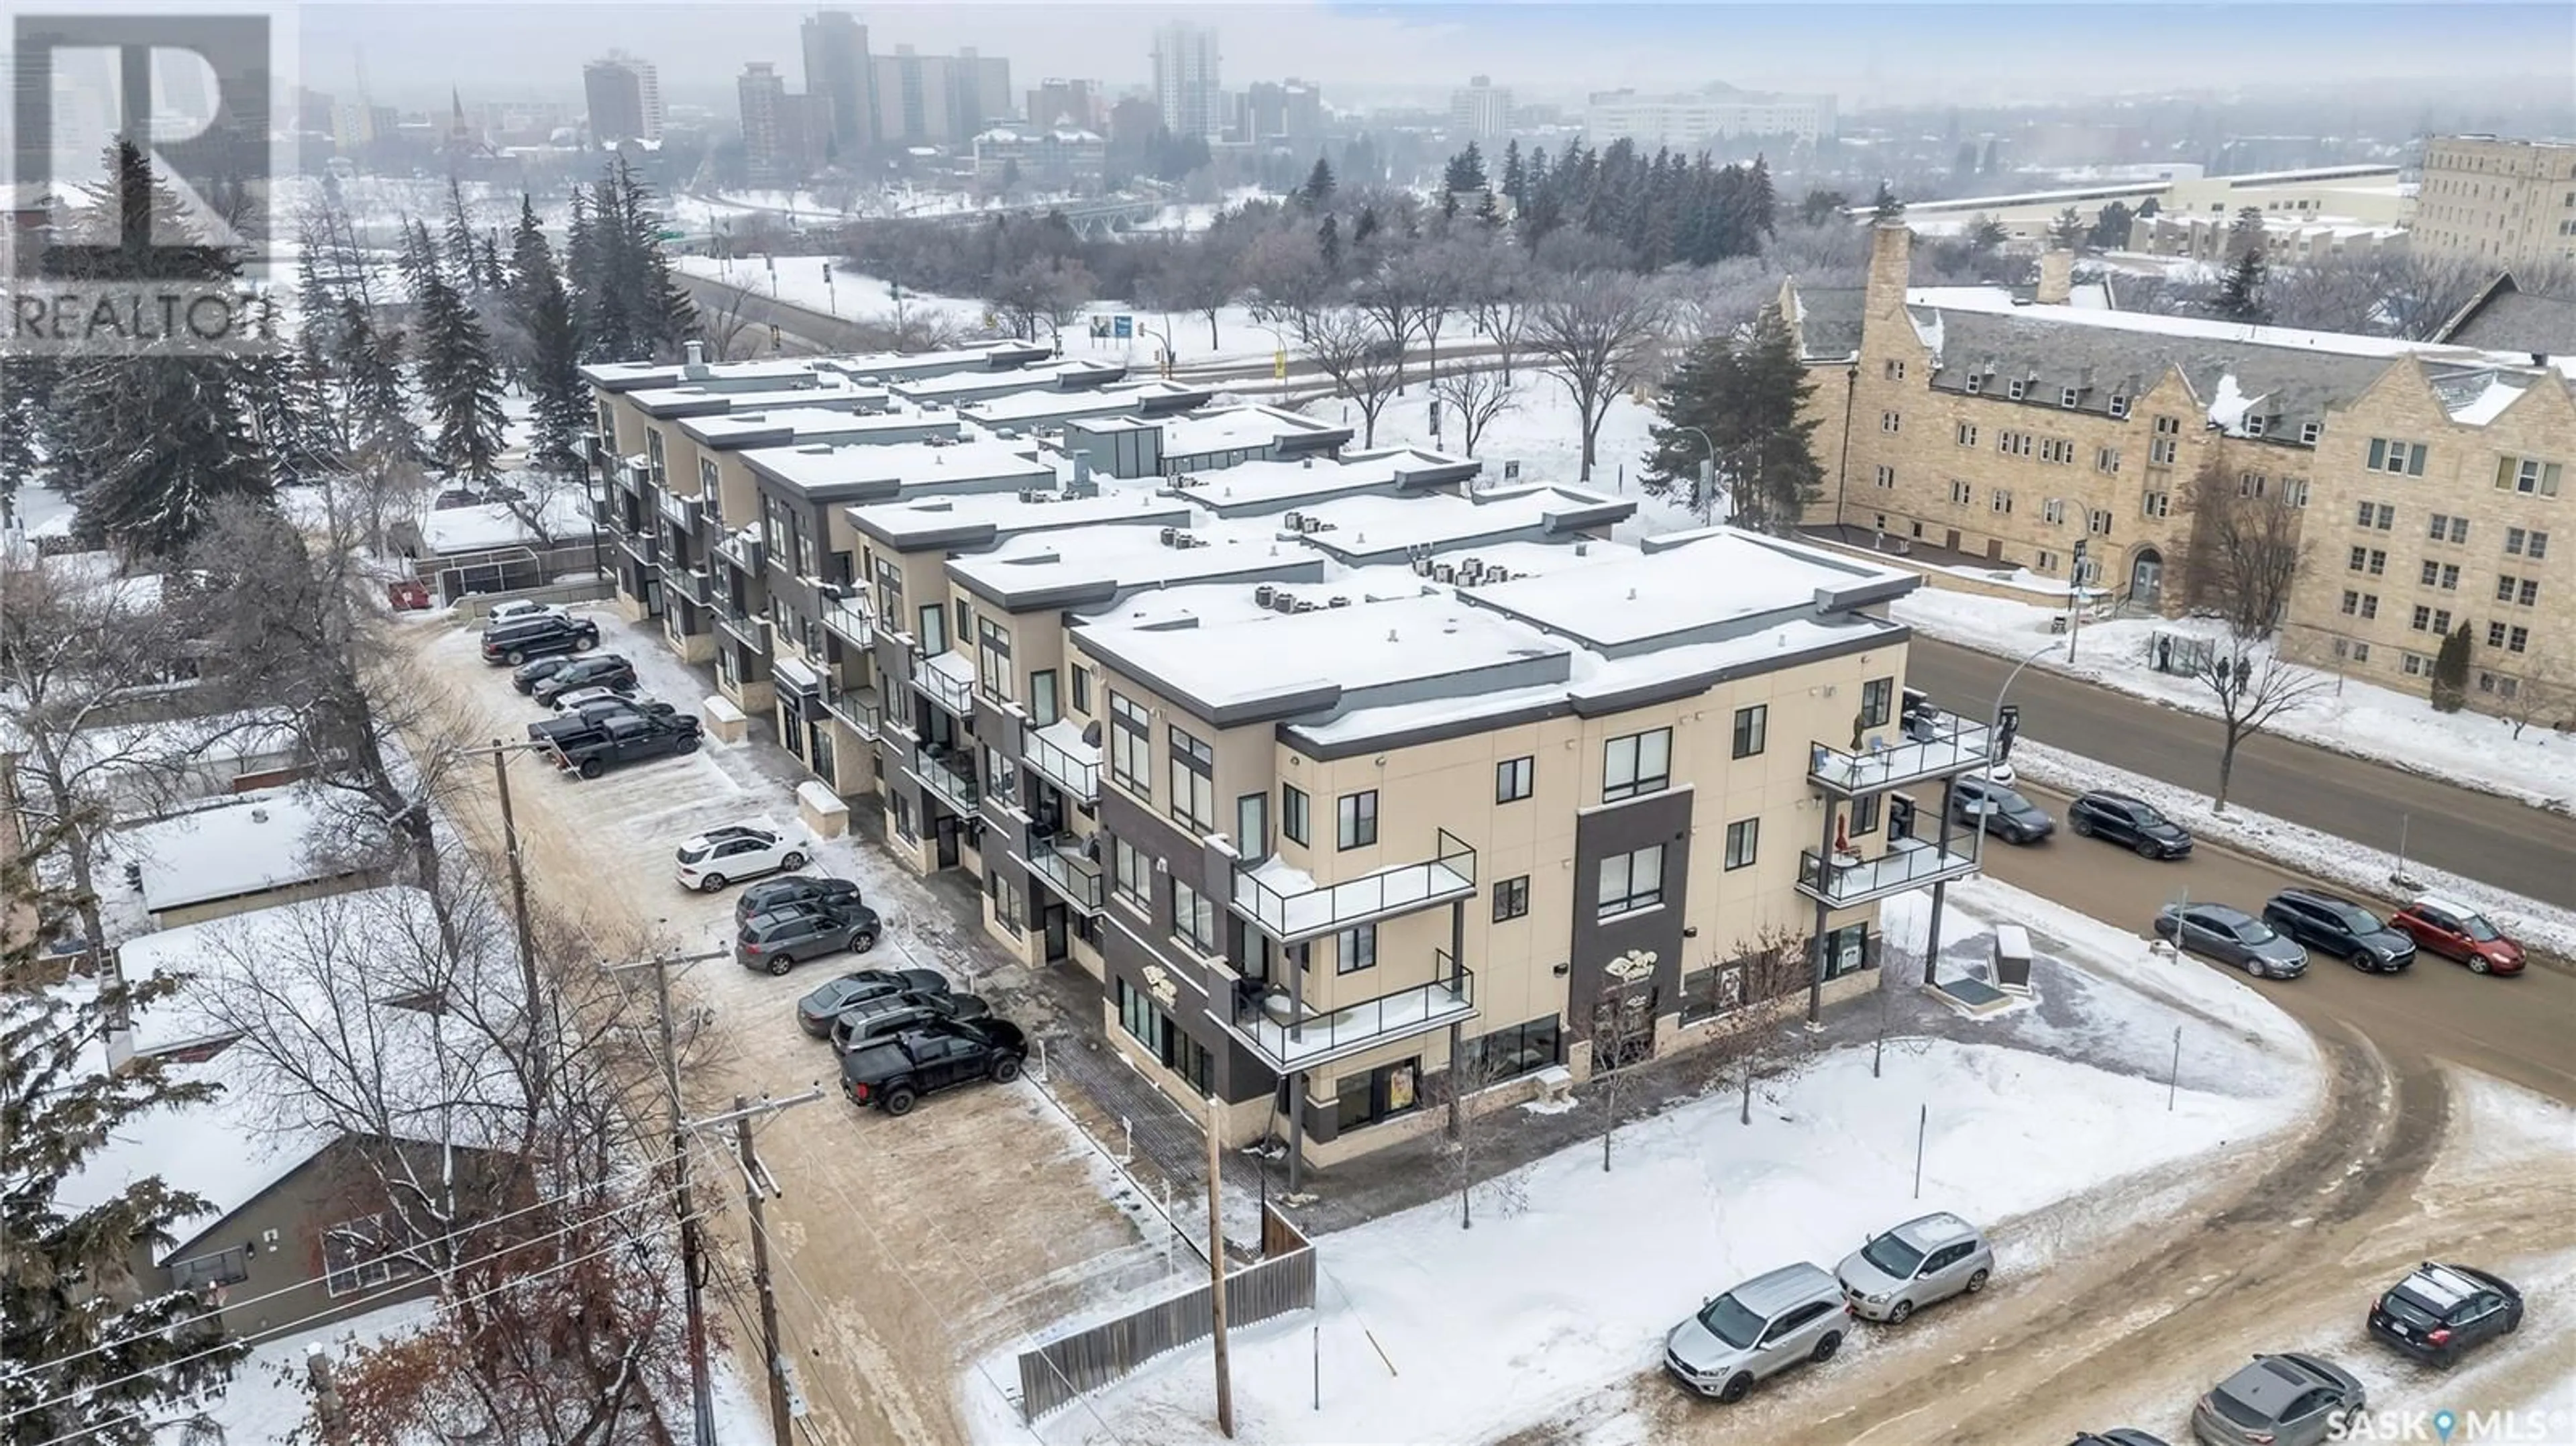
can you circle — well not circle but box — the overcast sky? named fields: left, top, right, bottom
left=294, top=1, right=2575, bottom=111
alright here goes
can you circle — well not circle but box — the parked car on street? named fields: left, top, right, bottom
left=735, top=900, right=881, bottom=975
left=676, top=823, right=808, bottom=892
left=527, top=700, right=672, bottom=745
left=484, top=600, right=569, bottom=627
left=530, top=656, right=637, bottom=704
left=2261, top=889, right=2416, bottom=972
left=511, top=656, right=582, bottom=693
left=1949, top=778, right=2053, bottom=845
left=794, top=968, right=951, bottom=1036
left=551, top=684, right=641, bottom=714
left=2068, top=791, right=2194, bottom=859
left=2155, top=903, right=2310, bottom=979
left=2389, top=896, right=2526, bottom=976
left=1663, top=1261, right=1848, bottom=1403
left=839, top=1017, right=1028, bottom=1115
left=829, top=991, right=992, bottom=1053
left=740, top=874, right=866, bottom=929
left=2189, top=1353, right=2365, bottom=1446
left=482, top=614, right=600, bottom=666
left=2366, top=1262, right=2522, bottom=1367
left=1834, top=1212, right=1994, bottom=1323
left=550, top=712, right=702, bottom=778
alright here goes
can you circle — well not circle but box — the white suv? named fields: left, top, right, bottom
left=677, top=824, right=808, bottom=892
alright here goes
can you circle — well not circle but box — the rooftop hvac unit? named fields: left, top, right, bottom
left=1271, top=592, right=1297, bottom=613
left=1411, top=557, right=1434, bottom=576
left=1434, top=564, right=1456, bottom=582
left=1254, top=584, right=1277, bottom=607
left=1301, top=517, right=1326, bottom=534
left=1292, top=599, right=1318, bottom=613
left=1328, top=596, right=1352, bottom=609
left=1019, top=489, right=1047, bottom=503
left=1283, top=511, right=1305, bottom=531
left=1159, top=526, right=1179, bottom=546
left=1486, top=567, right=1511, bottom=583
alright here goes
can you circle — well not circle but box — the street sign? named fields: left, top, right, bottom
left=1091, top=317, right=1112, bottom=340
left=1113, top=315, right=1133, bottom=340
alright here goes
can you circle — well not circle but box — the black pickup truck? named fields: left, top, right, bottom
left=550, top=711, right=702, bottom=778
left=526, top=699, right=675, bottom=745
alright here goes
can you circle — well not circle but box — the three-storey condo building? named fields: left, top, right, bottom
left=1058, top=529, right=1985, bottom=1173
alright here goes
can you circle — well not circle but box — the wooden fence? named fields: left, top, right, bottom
left=1016, top=1204, right=1316, bottom=1422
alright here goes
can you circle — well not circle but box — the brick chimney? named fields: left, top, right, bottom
left=2036, top=248, right=2074, bottom=307
left=1864, top=221, right=1913, bottom=311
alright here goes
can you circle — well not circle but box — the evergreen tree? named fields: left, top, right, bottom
left=1642, top=332, right=1730, bottom=517
left=2049, top=205, right=2087, bottom=250
left=2430, top=623, right=2472, bottom=712
left=396, top=216, right=442, bottom=299
left=478, top=233, right=506, bottom=291
left=2214, top=211, right=2269, bottom=323
left=1966, top=215, right=2010, bottom=254
left=48, top=140, right=272, bottom=557
left=1499, top=139, right=1525, bottom=203
left=1739, top=155, right=1776, bottom=238
left=506, top=202, right=587, bottom=476
left=0, top=362, right=44, bottom=525
left=1640, top=306, right=1820, bottom=533
left=1442, top=142, right=1489, bottom=195
left=415, top=269, right=508, bottom=484
left=1, top=819, right=248, bottom=1445
left=2090, top=200, right=2136, bottom=251
left=443, top=176, right=478, bottom=287
left=1474, top=189, right=1503, bottom=229
left=1800, top=188, right=1850, bottom=226
left=338, top=298, right=424, bottom=468
left=1317, top=212, right=1342, bottom=272
left=1301, top=156, right=1337, bottom=209
left=1870, top=180, right=1902, bottom=223
left=1353, top=204, right=1379, bottom=250
left=564, top=187, right=602, bottom=348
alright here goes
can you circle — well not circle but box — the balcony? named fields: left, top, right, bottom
left=677, top=568, right=714, bottom=607
left=1807, top=716, right=1996, bottom=798
left=713, top=527, right=767, bottom=576
left=655, top=487, right=701, bottom=534
left=714, top=602, right=769, bottom=652
left=1222, top=952, right=1476, bottom=1073
left=615, top=527, right=660, bottom=568
left=1796, top=836, right=1980, bottom=909
left=1021, top=719, right=1099, bottom=803
left=1232, top=830, right=1477, bottom=942
left=821, top=590, right=873, bottom=648
left=913, top=649, right=977, bottom=719
left=1019, top=829, right=1104, bottom=913
left=910, top=743, right=980, bottom=813
left=823, top=683, right=880, bottom=739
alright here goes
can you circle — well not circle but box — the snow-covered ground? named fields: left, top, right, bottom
left=1327, top=377, right=1699, bottom=537
left=969, top=875, right=2313, bottom=1444
left=1892, top=587, right=2575, bottom=813
left=2009, top=737, right=2576, bottom=961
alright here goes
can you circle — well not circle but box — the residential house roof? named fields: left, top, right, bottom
left=107, top=786, right=353, bottom=913
left=2434, top=272, right=2576, bottom=359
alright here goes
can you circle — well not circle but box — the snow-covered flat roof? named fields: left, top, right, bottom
left=417, top=493, right=592, bottom=555
left=1077, top=403, right=1346, bottom=454
left=849, top=486, right=1186, bottom=550
left=959, top=378, right=1208, bottom=427
left=742, top=438, right=1051, bottom=496
left=888, top=357, right=1124, bottom=402
left=624, top=376, right=884, bottom=417
left=949, top=522, right=1314, bottom=607
left=1173, top=446, right=1479, bottom=513
left=582, top=356, right=818, bottom=391
left=109, top=786, right=352, bottom=913
left=816, top=340, right=1050, bottom=381
left=1468, top=529, right=1915, bottom=654
left=1082, top=591, right=1568, bottom=713
left=1089, top=566, right=1437, bottom=631
left=1284, top=484, right=1629, bottom=559
left=680, top=406, right=961, bottom=450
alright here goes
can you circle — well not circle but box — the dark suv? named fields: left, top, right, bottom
left=529, top=655, right=637, bottom=704
left=482, top=614, right=600, bottom=666
left=794, top=968, right=951, bottom=1036
left=2261, top=889, right=2415, bottom=972
left=735, top=900, right=881, bottom=975
left=2366, top=1262, right=2522, bottom=1366
left=2066, top=792, right=2193, bottom=860
left=840, top=1018, right=1028, bottom=1115
left=829, top=991, right=991, bottom=1053
left=737, top=874, right=865, bottom=928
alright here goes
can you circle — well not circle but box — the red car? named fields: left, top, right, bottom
left=2389, top=896, right=2526, bottom=976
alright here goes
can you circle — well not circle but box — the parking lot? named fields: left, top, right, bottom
left=405, top=609, right=1177, bottom=1443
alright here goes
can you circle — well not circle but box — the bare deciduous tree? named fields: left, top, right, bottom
left=696, top=283, right=759, bottom=362
left=1302, top=309, right=1407, bottom=448
left=986, top=257, right=1096, bottom=351
left=2495, top=643, right=2576, bottom=743
left=2176, top=455, right=2305, bottom=640
left=1589, top=953, right=1660, bottom=1172
left=1694, top=928, right=1824, bottom=1125
left=1462, top=241, right=1530, bottom=384
left=1525, top=271, right=1671, bottom=482
left=1437, top=1035, right=1521, bottom=1229
left=2192, top=646, right=2330, bottom=814
left=1429, top=365, right=1518, bottom=458
left=1235, top=227, right=1335, bottom=346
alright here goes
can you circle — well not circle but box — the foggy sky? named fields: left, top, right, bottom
left=292, top=1, right=2575, bottom=113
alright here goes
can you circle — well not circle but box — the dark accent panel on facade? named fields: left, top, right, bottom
left=1566, top=786, right=1697, bottom=1041
left=1099, top=903, right=1277, bottom=1106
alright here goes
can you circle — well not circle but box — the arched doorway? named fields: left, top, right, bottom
left=2129, top=547, right=2165, bottom=611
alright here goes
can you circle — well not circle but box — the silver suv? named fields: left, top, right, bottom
left=1835, top=1212, right=1996, bottom=1323
left=1664, top=1261, right=1849, bottom=1402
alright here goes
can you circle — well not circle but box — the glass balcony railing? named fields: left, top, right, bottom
left=1021, top=721, right=1099, bottom=803
left=1021, top=829, right=1105, bottom=913
left=1232, top=830, right=1477, bottom=941
left=821, top=592, right=873, bottom=646
left=1796, top=836, right=1980, bottom=908
left=1224, top=952, right=1475, bottom=1072
left=713, top=528, right=765, bottom=576
left=912, top=743, right=979, bottom=813
left=914, top=650, right=976, bottom=718
left=714, top=602, right=769, bottom=651
left=654, top=487, right=700, bottom=533
left=824, top=684, right=880, bottom=739
left=1807, top=716, right=1996, bottom=797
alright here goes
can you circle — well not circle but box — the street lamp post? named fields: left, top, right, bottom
left=1923, top=638, right=2063, bottom=987
left=1674, top=425, right=1717, bottom=519
left=1139, top=323, right=1175, bottom=379
left=2067, top=539, right=2091, bottom=662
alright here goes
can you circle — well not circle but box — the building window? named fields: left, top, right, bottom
left=1496, top=756, right=1534, bottom=803
left=2340, top=590, right=2379, bottom=619
left=1883, top=358, right=1906, bottom=380
left=2506, top=527, right=2551, bottom=558
left=2281, top=477, right=2310, bottom=507
left=1116, top=978, right=1213, bottom=1096
left=2402, top=652, right=2430, bottom=677
left=1112, top=836, right=1150, bottom=911
left=1955, top=422, right=1978, bottom=448
left=1723, top=817, right=1760, bottom=870
left=1029, top=670, right=1059, bottom=727
left=2300, top=421, right=2322, bottom=444
left=1109, top=693, right=1151, bottom=798
left=1334, top=923, right=1378, bottom=974
left=2006, top=378, right=2029, bottom=401
left=1336, top=790, right=1378, bottom=849
left=2039, top=437, right=2074, bottom=464
left=1458, top=1018, right=1560, bottom=1082
left=1597, top=843, right=1666, bottom=918
left=975, top=617, right=1013, bottom=701
left=1874, top=464, right=1896, bottom=488
left=1680, top=963, right=1744, bottom=1024
left=1880, top=410, right=1902, bottom=433
left=2496, top=456, right=2563, bottom=496
left=2409, top=606, right=2453, bottom=633
left=2239, top=472, right=2267, bottom=498
left=1991, top=488, right=2015, bottom=514
left=1731, top=704, right=1768, bottom=758
left=2367, top=437, right=2428, bottom=476
left=169, top=1245, right=252, bottom=1294
left=1334, top=1057, right=1420, bottom=1133
left=1602, top=727, right=1672, bottom=802
left=2059, top=386, right=2081, bottom=408
left=915, top=603, right=947, bottom=656
left=1966, top=374, right=1985, bottom=395
left=2042, top=498, right=2066, bottom=525
left=1860, top=676, right=1894, bottom=729
left=2096, top=446, right=2121, bottom=474
left=2108, top=396, right=2131, bottom=419
left=2429, top=513, right=2469, bottom=544
left=323, top=1215, right=408, bottom=1298
left=1172, top=878, right=1218, bottom=953
left=2037, top=549, right=2059, bottom=572
left=1281, top=784, right=1309, bottom=847
left=1071, top=664, right=1091, bottom=715
left=2355, top=501, right=2394, bottom=531
left=1167, top=725, right=1216, bottom=833
left=989, top=869, right=1026, bottom=937
left=1852, top=792, right=1883, bottom=835
left=1997, top=430, right=2033, bottom=457
left=2418, top=561, right=2459, bottom=590
left=2142, top=490, right=2169, bottom=519
left=2087, top=509, right=2113, bottom=537
left=2487, top=621, right=2532, bottom=653
left=1493, top=875, right=1530, bottom=922
left=1949, top=479, right=1972, bottom=506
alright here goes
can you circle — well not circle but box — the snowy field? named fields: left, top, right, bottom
left=1330, top=378, right=1701, bottom=541
left=1894, top=587, right=2576, bottom=813
left=969, top=874, right=2314, bottom=1445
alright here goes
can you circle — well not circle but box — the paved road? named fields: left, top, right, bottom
left=1906, top=637, right=2576, bottom=907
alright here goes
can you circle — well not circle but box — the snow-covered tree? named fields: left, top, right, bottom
left=415, top=268, right=508, bottom=485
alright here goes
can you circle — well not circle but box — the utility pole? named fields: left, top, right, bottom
left=603, top=947, right=728, bottom=1446
left=489, top=741, right=548, bottom=1094
left=722, top=1090, right=824, bottom=1446
left=1205, top=1091, right=1234, bottom=1439
left=305, top=1345, right=350, bottom=1446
